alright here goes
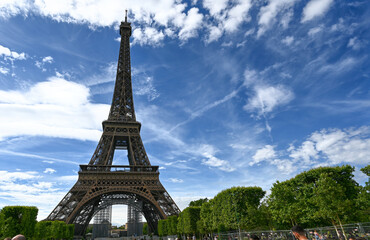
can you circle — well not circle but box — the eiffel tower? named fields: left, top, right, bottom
left=46, top=12, right=180, bottom=236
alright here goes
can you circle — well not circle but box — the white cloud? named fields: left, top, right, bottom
left=0, top=44, right=26, bottom=60
left=56, top=175, right=78, bottom=182
left=204, top=0, right=253, bottom=43
left=203, top=0, right=228, bottom=16
left=138, top=104, right=236, bottom=173
left=249, top=146, right=296, bottom=175
left=0, top=0, right=31, bottom=19
left=223, top=0, right=252, bottom=33
left=42, top=56, right=53, bottom=63
left=178, top=7, right=203, bottom=41
left=257, top=0, right=298, bottom=37
left=0, top=170, right=66, bottom=220
left=319, top=57, right=357, bottom=74
left=35, top=56, right=54, bottom=71
left=43, top=160, right=55, bottom=164
left=0, top=170, right=39, bottom=182
left=0, top=149, right=78, bottom=165
left=270, top=159, right=296, bottom=174
left=250, top=145, right=276, bottom=166
left=347, top=37, right=362, bottom=50
left=206, top=25, right=223, bottom=43
left=244, top=85, right=294, bottom=117
left=132, top=69, right=160, bottom=101
left=43, top=168, right=56, bottom=174
left=301, top=0, right=334, bottom=23
left=289, top=127, right=370, bottom=165
left=0, top=76, right=110, bottom=141
left=0, top=66, right=9, bottom=75
left=170, top=88, right=239, bottom=132
left=199, top=144, right=235, bottom=172
left=0, top=0, right=207, bottom=44
left=132, top=27, right=165, bottom=46
left=282, top=36, right=294, bottom=45
left=169, top=178, right=184, bottom=183
left=289, top=140, right=318, bottom=164
left=308, top=26, right=323, bottom=36
left=243, top=69, right=259, bottom=87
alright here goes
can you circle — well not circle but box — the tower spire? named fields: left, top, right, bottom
left=108, top=13, right=134, bottom=121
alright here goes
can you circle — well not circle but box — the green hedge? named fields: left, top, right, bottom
left=34, top=221, right=74, bottom=240
left=0, top=206, right=74, bottom=240
left=0, top=206, right=38, bottom=239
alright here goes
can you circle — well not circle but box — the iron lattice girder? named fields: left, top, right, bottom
left=46, top=18, right=180, bottom=236
left=48, top=168, right=180, bottom=235
left=89, top=122, right=151, bottom=166
left=109, top=21, right=135, bottom=122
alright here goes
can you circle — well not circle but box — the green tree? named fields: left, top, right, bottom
left=177, top=207, right=201, bottom=236
left=356, top=165, right=370, bottom=222
left=168, top=215, right=178, bottom=235
left=189, top=198, right=208, bottom=207
left=143, top=223, right=148, bottom=235
left=312, top=173, right=353, bottom=239
left=34, top=221, right=53, bottom=239
left=199, top=201, right=215, bottom=234
left=0, top=206, right=38, bottom=239
left=211, top=186, right=265, bottom=231
left=65, top=224, right=74, bottom=240
left=51, top=221, right=65, bottom=239
left=158, top=219, right=168, bottom=236
left=268, top=165, right=360, bottom=228
left=33, top=221, right=74, bottom=240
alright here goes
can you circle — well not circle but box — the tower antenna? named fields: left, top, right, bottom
left=125, top=9, right=128, bottom=22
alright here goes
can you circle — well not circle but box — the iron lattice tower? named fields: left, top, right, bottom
left=46, top=15, right=180, bottom=236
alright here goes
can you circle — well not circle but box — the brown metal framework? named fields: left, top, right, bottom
left=46, top=15, right=180, bottom=236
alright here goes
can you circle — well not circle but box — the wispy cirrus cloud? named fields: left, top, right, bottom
left=0, top=149, right=79, bottom=165
left=0, top=170, right=68, bottom=220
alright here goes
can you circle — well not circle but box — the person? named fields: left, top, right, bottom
left=292, top=225, right=308, bottom=240
left=11, top=235, right=26, bottom=240
left=249, top=234, right=259, bottom=240
left=314, top=230, right=322, bottom=240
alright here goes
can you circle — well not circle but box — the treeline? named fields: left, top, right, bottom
left=0, top=206, right=74, bottom=239
left=158, top=165, right=370, bottom=237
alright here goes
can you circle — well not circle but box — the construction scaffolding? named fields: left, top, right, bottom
left=92, top=206, right=112, bottom=238
left=127, top=199, right=144, bottom=236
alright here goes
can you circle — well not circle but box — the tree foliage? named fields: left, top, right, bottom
left=168, top=215, right=178, bottom=235
left=177, top=207, right=201, bottom=235
left=189, top=198, right=208, bottom=207
left=143, top=223, right=148, bottom=235
left=34, top=221, right=74, bottom=240
left=268, top=165, right=360, bottom=228
left=356, top=165, right=370, bottom=222
left=210, top=186, right=266, bottom=231
left=158, top=219, right=168, bottom=237
left=0, top=206, right=38, bottom=239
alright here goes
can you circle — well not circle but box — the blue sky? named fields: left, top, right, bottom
left=0, top=0, right=369, bottom=226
